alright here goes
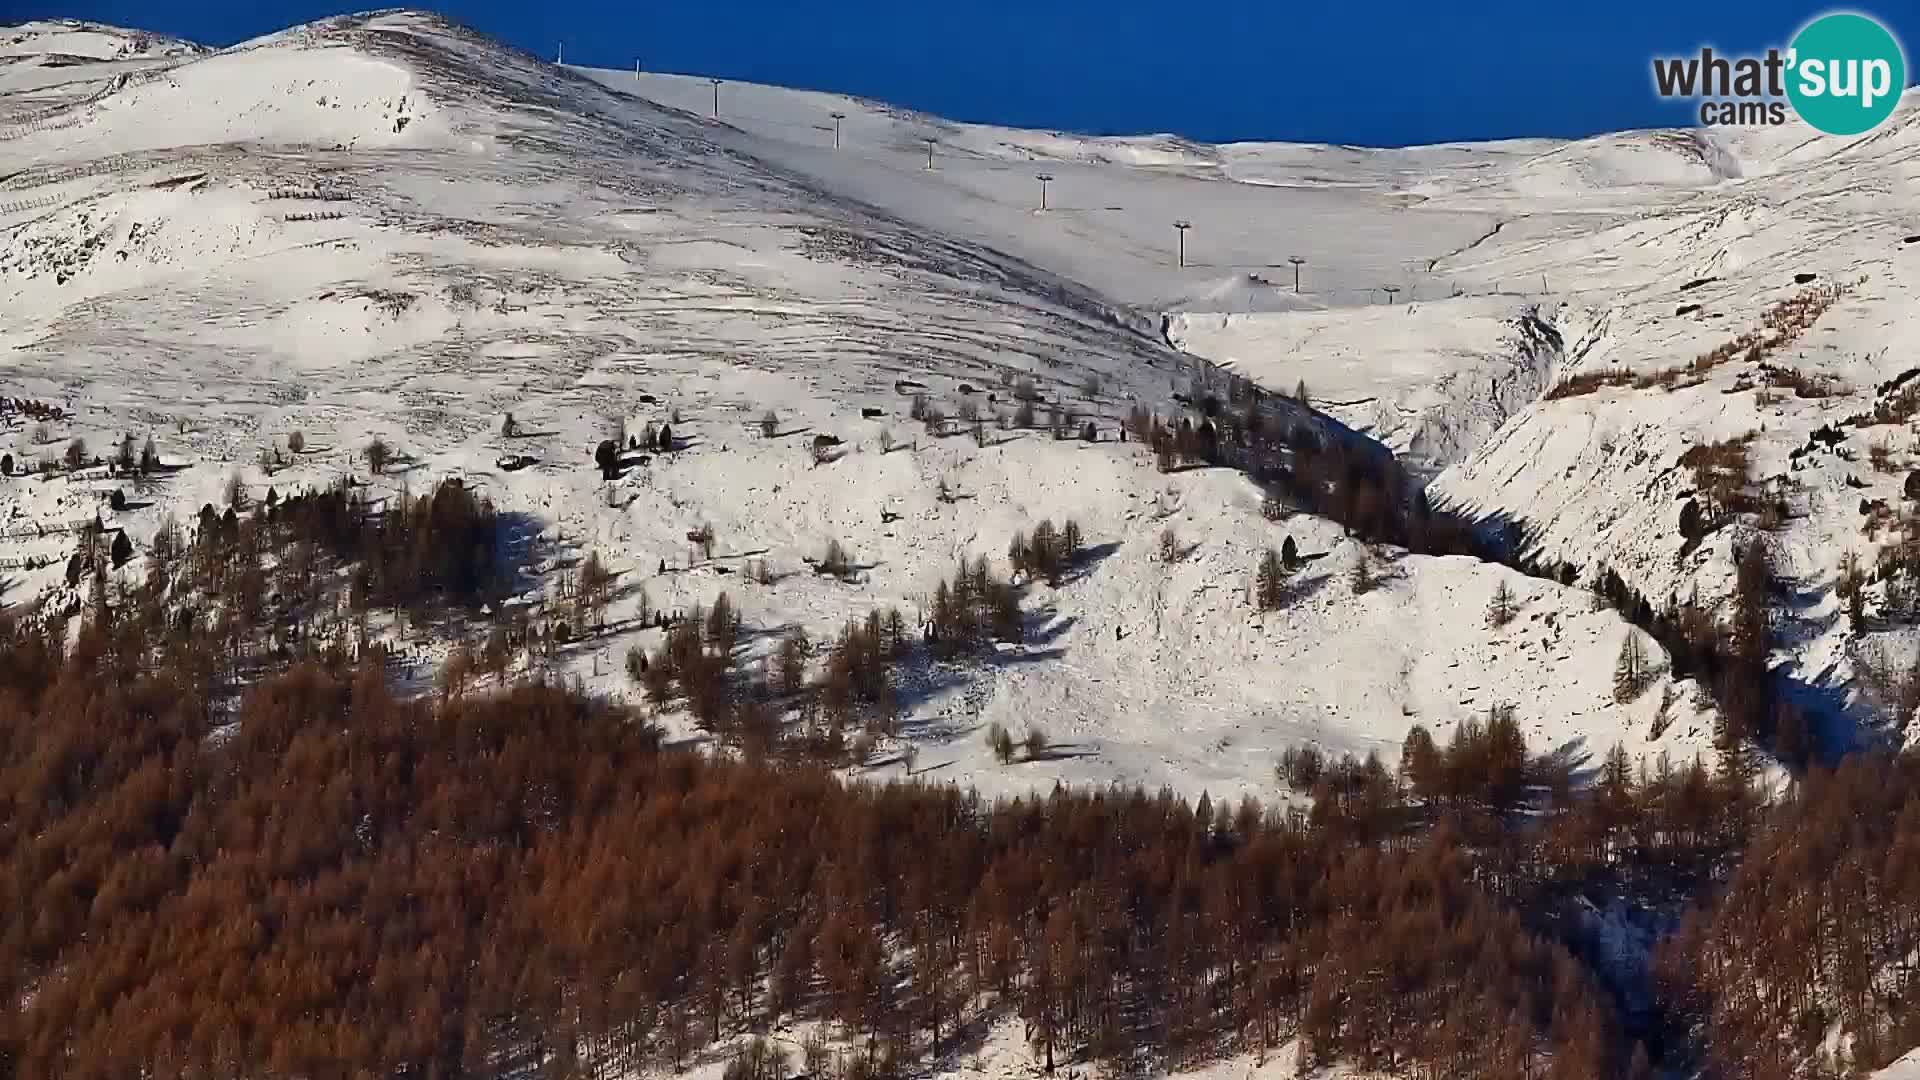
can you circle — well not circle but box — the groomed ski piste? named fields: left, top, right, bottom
left=5, top=12, right=1918, bottom=816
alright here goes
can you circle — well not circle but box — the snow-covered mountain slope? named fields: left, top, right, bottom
left=590, top=70, right=1918, bottom=480
left=1432, top=99, right=1920, bottom=743
left=0, top=19, right=204, bottom=119
left=1, top=19, right=204, bottom=63
left=1167, top=298, right=1564, bottom=471
left=0, top=10, right=1734, bottom=807
left=583, top=71, right=1842, bottom=308
left=581, top=69, right=1533, bottom=312
left=607, top=61, right=1920, bottom=743
left=933, top=468, right=1712, bottom=802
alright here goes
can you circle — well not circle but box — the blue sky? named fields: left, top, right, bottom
left=18, top=0, right=1918, bottom=146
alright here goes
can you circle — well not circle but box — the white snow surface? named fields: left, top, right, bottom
left=1429, top=99, right=1920, bottom=750
left=17, top=7, right=1880, bottom=824
left=660, top=1012, right=1387, bottom=1080
left=1167, top=298, right=1564, bottom=470
left=1880, top=1048, right=1920, bottom=1080
left=0, top=21, right=204, bottom=128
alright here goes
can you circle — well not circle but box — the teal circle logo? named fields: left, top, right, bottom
left=1787, top=13, right=1906, bottom=135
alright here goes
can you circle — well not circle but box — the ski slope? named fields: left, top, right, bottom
left=3, top=9, right=1840, bottom=815
left=582, top=69, right=1644, bottom=312
left=598, top=66, right=1920, bottom=748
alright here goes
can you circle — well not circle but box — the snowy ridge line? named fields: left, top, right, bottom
left=591, top=74, right=1538, bottom=306
left=0, top=18, right=208, bottom=60
left=586, top=63, right=1907, bottom=324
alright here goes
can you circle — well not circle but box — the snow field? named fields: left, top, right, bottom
left=0, top=10, right=1798, bottom=811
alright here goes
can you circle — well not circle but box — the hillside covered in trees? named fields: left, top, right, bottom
left=6, top=10, right=1920, bottom=1080
left=3, top=561, right=1918, bottom=1079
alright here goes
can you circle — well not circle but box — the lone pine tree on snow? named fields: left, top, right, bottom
left=1487, top=580, right=1518, bottom=628
left=1256, top=548, right=1287, bottom=611
left=1613, top=630, right=1651, bottom=703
